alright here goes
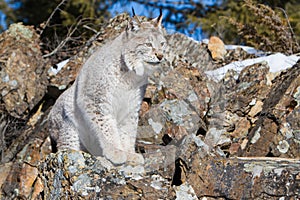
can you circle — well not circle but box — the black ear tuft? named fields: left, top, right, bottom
left=132, top=7, right=136, bottom=17
left=151, top=8, right=163, bottom=27
left=157, top=8, right=163, bottom=26
left=159, top=8, right=162, bottom=19
left=129, top=7, right=141, bottom=31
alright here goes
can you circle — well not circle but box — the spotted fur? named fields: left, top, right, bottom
left=49, top=13, right=166, bottom=165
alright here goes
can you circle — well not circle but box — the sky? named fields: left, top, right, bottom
left=0, top=13, right=5, bottom=29
left=108, top=0, right=219, bottom=41
left=0, top=0, right=21, bottom=30
left=109, top=1, right=194, bottom=37
left=109, top=0, right=218, bottom=16
left=0, top=0, right=219, bottom=40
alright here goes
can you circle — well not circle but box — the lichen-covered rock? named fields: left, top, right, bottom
left=0, top=23, right=48, bottom=119
left=186, top=155, right=300, bottom=199
left=41, top=150, right=176, bottom=199
left=242, top=62, right=300, bottom=157
left=137, top=55, right=210, bottom=147
left=204, top=58, right=300, bottom=159
left=164, top=33, right=215, bottom=71
left=1, top=13, right=300, bottom=200
left=1, top=136, right=51, bottom=199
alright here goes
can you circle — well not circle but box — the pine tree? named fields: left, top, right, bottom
left=0, top=0, right=17, bottom=31
left=194, top=0, right=300, bottom=53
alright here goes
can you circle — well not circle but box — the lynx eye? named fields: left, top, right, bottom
left=145, top=43, right=152, bottom=47
left=160, top=42, right=166, bottom=47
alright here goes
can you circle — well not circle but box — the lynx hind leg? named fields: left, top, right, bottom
left=49, top=98, right=81, bottom=151
left=49, top=115, right=81, bottom=151
left=57, top=119, right=81, bottom=150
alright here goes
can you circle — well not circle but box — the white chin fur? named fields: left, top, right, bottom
left=134, top=65, right=144, bottom=76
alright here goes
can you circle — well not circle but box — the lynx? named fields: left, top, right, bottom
left=48, top=11, right=167, bottom=166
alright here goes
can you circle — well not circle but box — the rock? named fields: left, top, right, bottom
left=174, top=182, right=198, bottom=200
left=186, top=155, right=300, bottom=199
left=208, top=36, right=227, bottom=61
left=230, top=117, right=251, bottom=138
left=164, top=33, right=215, bottom=71
left=242, top=62, right=300, bottom=157
left=1, top=136, right=51, bottom=199
left=0, top=162, right=13, bottom=189
left=248, top=99, right=263, bottom=117
left=41, top=150, right=176, bottom=199
left=1, top=13, right=300, bottom=199
left=137, top=62, right=209, bottom=146
left=0, top=23, right=48, bottom=119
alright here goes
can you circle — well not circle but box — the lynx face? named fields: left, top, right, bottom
left=134, top=30, right=167, bottom=64
left=122, top=12, right=167, bottom=76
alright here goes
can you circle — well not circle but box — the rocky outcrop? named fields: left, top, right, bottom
left=0, top=23, right=48, bottom=119
left=0, top=13, right=300, bottom=199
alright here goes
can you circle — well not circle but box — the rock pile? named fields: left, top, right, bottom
left=0, top=13, right=299, bottom=199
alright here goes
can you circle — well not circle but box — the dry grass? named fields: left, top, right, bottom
left=225, top=0, right=299, bottom=54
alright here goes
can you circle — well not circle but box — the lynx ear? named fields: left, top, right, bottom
left=128, top=7, right=141, bottom=31
left=151, top=9, right=163, bottom=28
left=126, top=20, right=140, bottom=32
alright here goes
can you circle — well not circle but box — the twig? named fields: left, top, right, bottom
left=276, top=7, right=300, bottom=52
left=42, top=18, right=83, bottom=58
left=83, top=25, right=98, bottom=34
left=40, top=0, right=67, bottom=36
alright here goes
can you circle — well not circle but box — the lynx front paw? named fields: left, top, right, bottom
left=127, top=152, right=144, bottom=166
left=105, top=149, right=127, bottom=165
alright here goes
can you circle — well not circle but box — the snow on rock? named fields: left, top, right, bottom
left=48, top=59, right=70, bottom=75
left=205, top=53, right=300, bottom=82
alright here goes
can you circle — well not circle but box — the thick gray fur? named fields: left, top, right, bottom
left=49, top=13, right=167, bottom=165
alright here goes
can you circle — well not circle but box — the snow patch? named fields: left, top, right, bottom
left=205, top=53, right=300, bottom=82
left=48, top=59, right=69, bottom=75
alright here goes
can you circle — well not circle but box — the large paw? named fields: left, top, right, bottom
left=127, top=152, right=144, bottom=166
left=105, top=148, right=127, bottom=165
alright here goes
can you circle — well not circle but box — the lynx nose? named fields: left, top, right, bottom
left=155, top=52, right=163, bottom=61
